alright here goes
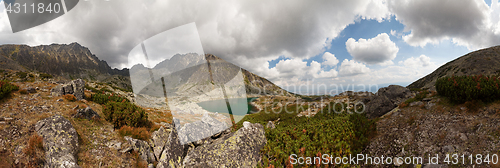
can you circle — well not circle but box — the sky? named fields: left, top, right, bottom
left=0, top=0, right=499, bottom=95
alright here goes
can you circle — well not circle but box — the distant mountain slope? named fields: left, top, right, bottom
left=130, top=53, right=292, bottom=97
left=0, top=43, right=291, bottom=96
left=0, top=43, right=129, bottom=77
left=408, top=46, right=500, bottom=89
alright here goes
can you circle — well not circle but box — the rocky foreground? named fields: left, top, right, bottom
left=2, top=74, right=500, bottom=167
left=0, top=77, right=268, bottom=167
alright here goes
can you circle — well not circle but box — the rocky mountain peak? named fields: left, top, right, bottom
left=0, top=42, right=129, bottom=79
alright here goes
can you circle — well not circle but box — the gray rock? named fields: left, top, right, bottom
left=120, top=147, right=133, bottom=153
left=459, top=133, right=468, bottom=141
left=50, top=85, right=64, bottom=97
left=442, top=145, right=454, bottom=153
left=365, top=95, right=397, bottom=119
left=73, top=107, right=100, bottom=120
left=266, top=121, right=275, bottom=129
left=26, top=87, right=36, bottom=93
left=377, top=85, right=412, bottom=105
left=178, top=121, right=212, bottom=144
left=423, top=164, right=447, bottom=168
left=150, top=126, right=169, bottom=160
left=178, top=113, right=229, bottom=144
left=183, top=122, right=266, bottom=167
left=409, top=101, right=424, bottom=107
left=394, top=157, right=403, bottom=166
left=106, top=141, right=122, bottom=150
left=201, top=112, right=229, bottom=135
left=0, top=117, right=13, bottom=121
left=71, top=79, right=85, bottom=100
left=125, top=136, right=156, bottom=164
left=422, top=98, right=432, bottom=102
left=50, top=79, right=85, bottom=100
left=425, top=102, right=436, bottom=110
left=35, top=115, right=80, bottom=168
left=157, top=122, right=187, bottom=168
left=63, top=84, right=74, bottom=95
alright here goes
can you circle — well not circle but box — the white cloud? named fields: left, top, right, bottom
left=272, top=59, right=338, bottom=80
left=309, top=61, right=338, bottom=78
left=0, top=0, right=394, bottom=71
left=339, top=59, right=370, bottom=76
left=345, top=33, right=399, bottom=65
left=390, top=29, right=397, bottom=36
left=388, top=0, right=500, bottom=50
left=399, top=55, right=431, bottom=68
left=356, top=0, right=391, bottom=22
left=275, top=59, right=308, bottom=78
left=322, top=52, right=339, bottom=66
left=316, top=69, right=339, bottom=78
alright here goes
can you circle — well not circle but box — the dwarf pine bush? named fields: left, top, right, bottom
left=0, top=80, right=19, bottom=100
left=436, top=75, right=500, bottom=103
left=103, top=101, right=150, bottom=129
left=91, top=92, right=128, bottom=105
left=92, top=92, right=150, bottom=129
left=237, top=102, right=376, bottom=167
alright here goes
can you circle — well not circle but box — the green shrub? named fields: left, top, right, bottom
left=92, top=92, right=149, bottom=129
left=85, top=85, right=99, bottom=93
left=39, top=73, right=53, bottom=79
left=111, top=85, right=132, bottom=92
left=436, top=75, right=500, bottom=103
left=234, top=103, right=308, bottom=131
left=16, top=71, right=27, bottom=78
left=409, top=88, right=424, bottom=92
left=99, top=87, right=113, bottom=93
left=237, top=102, right=375, bottom=167
left=91, top=92, right=128, bottom=105
left=0, top=80, right=19, bottom=100
left=103, top=101, right=151, bottom=129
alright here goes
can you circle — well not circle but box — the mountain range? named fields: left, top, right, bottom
left=2, top=42, right=500, bottom=95
left=0, top=42, right=291, bottom=96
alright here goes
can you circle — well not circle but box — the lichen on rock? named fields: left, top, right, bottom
left=35, top=115, right=80, bottom=168
left=182, top=121, right=266, bottom=168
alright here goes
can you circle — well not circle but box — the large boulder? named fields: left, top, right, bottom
left=35, top=115, right=80, bottom=168
left=50, top=79, right=85, bottom=100
left=182, top=121, right=266, bottom=167
left=70, top=79, right=85, bottom=100
left=365, top=95, right=397, bottom=119
left=73, top=107, right=100, bottom=120
left=157, top=120, right=188, bottom=168
left=377, top=85, right=412, bottom=105
left=50, top=85, right=64, bottom=97
left=125, top=136, right=156, bottom=164
left=149, top=126, right=169, bottom=160
left=178, top=113, right=229, bottom=144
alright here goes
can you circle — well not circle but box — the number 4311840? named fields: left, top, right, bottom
left=444, top=154, right=498, bottom=165
left=5, top=3, right=62, bottom=14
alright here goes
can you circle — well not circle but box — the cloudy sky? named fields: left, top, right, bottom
left=0, top=0, right=499, bottom=95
